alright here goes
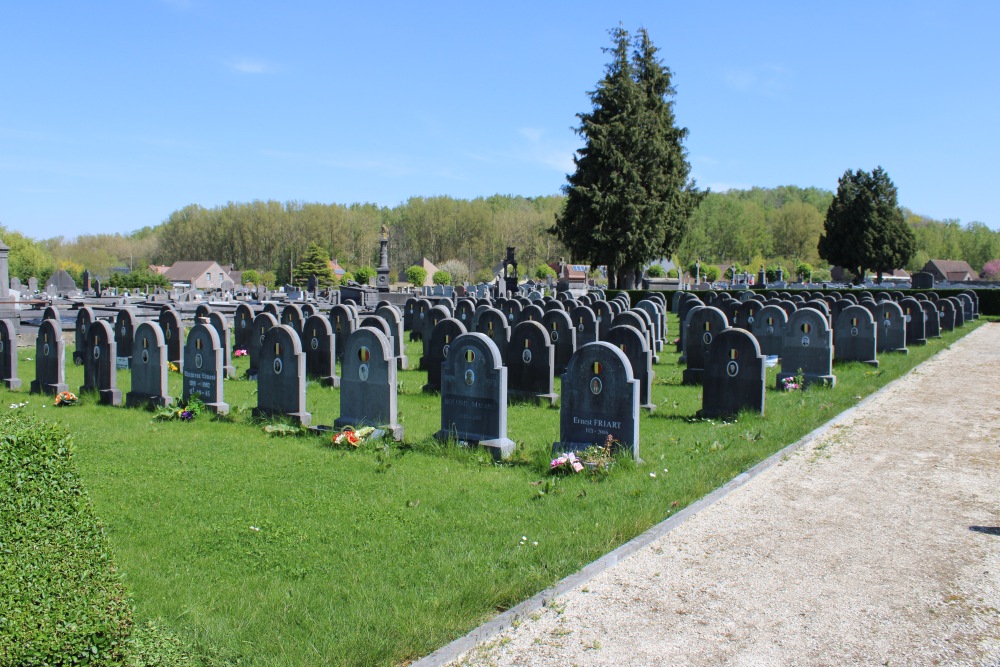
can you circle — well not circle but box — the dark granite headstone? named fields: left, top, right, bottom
left=419, top=305, right=450, bottom=370
left=158, top=306, right=184, bottom=369
left=873, top=301, right=908, bottom=354
left=682, top=306, right=729, bottom=385
left=126, top=322, right=171, bottom=408
left=335, top=327, right=403, bottom=440
left=961, top=290, right=979, bottom=319
left=473, top=307, right=511, bottom=362
left=911, top=271, right=935, bottom=289
left=262, top=302, right=278, bottom=317
left=253, top=324, right=310, bottom=426
left=376, top=305, right=408, bottom=370
left=519, top=304, right=545, bottom=323
left=435, top=333, right=514, bottom=459
left=777, top=308, right=836, bottom=388
left=591, top=300, right=615, bottom=341
left=80, top=319, right=121, bottom=405
left=606, top=324, right=655, bottom=411
left=423, top=318, right=467, bottom=393
left=0, top=319, right=20, bottom=389
left=957, top=293, right=975, bottom=323
left=42, top=305, right=60, bottom=323
left=280, top=303, right=305, bottom=335
left=183, top=323, right=229, bottom=414
left=569, top=305, right=599, bottom=349
left=735, top=299, right=765, bottom=332
left=500, top=299, right=523, bottom=326
left=114, top=309, right=138, bottom=368
left=937, top=298, right=956, bottom=332
left=676, top=295, right=703, bottom=352
left=207, top=311, right=236, bottom=378
left=750, top=305, right=788, bottom=357
left=553, top=342, right=639, bottom=459
left=635, top=299, right=665, bottom=352
left=921, top=300, right=941, bottom=339
left=454, top=299, right=475, bottom=326
left=329, top=303, right=358, bottom=363
left=898, top=297, right=927, bottom=346
left=950, top=297, right=966, bottom=327
left=233, top=304, right=254, bottom=352
left=403, top=297, right=418, bottom=333
left=833, top=305, right=879, bottom=367
left=248, top=312, right=279, bottom=379
left=409, top=298, right=432, bottom=341
left=31, top=319, right=68, bottom=397
left=194, top=303, right=213, bottom=320
left=507, top=320, right=558, bottom=405
left=73, top=307, right=95, bottom=365
left=541, top=309, right=576, bottom=375
left=302, top=314, right=339, bottom=387
left=698, top=327, right=765, bottom=419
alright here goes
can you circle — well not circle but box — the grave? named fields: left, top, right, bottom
left=329, top=304, right=358, bottom=363
left=281, top=303, right=305, bottom=334
left=126, top=322, right=172, bottom=408
left=302, top=314, right=339, bottom=387
left=553, top=342, right=639, bottom=459
left=208, top=311, right=236, bottom=378
left=376, top=305, right=408, bottom=370
left=434, top=333, right=515, bottom=459
left=698, top=328, right=765, bottom=419
left=79, top=320, right=121, bottom=405
left=749, top=305, right=788, bottom=357
left=950, top=297, right=966, bottom=327
left=473, top=307, right=511, bottom=361
left=419, top=305, right=450, bottom=370
left=606, top=324, right=656, bottom=411
left=335, top=327, right=403, bottom=440
left=921, top=300, right=941, bottom=339
left=873, top=301, right=908, bottom=354
left=569, top=305, right=599, bottom=348
left=0, top=319, right=21, bottom=389
left=423, top=318, right=467, bottom=393
left=73, top=307, right=95, bottom=365
left=898, top=297, right=927, bottom=346
left=776, top=307, right=836, bottom=388
left=507, top=320, right=559, bottom=405
left=183, top=322, right=229, bottom=414
left=833, top=305, right=879, bottom=366
left=519, top=304, right=545, bottom=323
left=937, top=298, right=956, bottom=332
left=253, top=324, right=310, bottom=426
left=541, top=309, right=576, bottom=375
left=248, top=312, right=279, bottom=379
left=195, top=304, right=213, bottom=320
left=682, top=306, right=729, bottom=385
left=591, top=300, right=615, bottom=341
left=158, top=307, right=184, bottom=369
left=31, top=319, right=69, bottom=396
left=454, top=299, right=476, bottom=326
left=114, top=309, right=138, bottom=369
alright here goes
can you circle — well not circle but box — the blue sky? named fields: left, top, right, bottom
left=2, top=1, right=998, bottom=240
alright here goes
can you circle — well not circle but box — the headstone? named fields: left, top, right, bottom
left=921, top=300, right=941, bottom=339
left=30, top=319, right=69, bottom=396
left=409, top=298, right=431, bottom=341
left=615, top=310, right=655, bottom=362
left=961, top=290, right=979, bottom=319
left=873, top=301, right=908, bottom=354
left=207, top=311, right=236, bottom=378
left=79, top=319, right=120, bottom=405
left=434, top=333, right=515, bottom=459
left=114, top=309, right=138, bottom=368
left=403, top=297, right=418, bottom=333
left=776, top=308, right=836, bottom=388
left=280, top=303, right=304, bottom=334
left=182, top=322, right=229, bottom=414
left=0, top=319, right=21, bottom=389
left=519, top=304, right=545, bottom=323
left=329, top=303, right=358, bottom=363
left=569, top=305, right=599, bottom=349
left=833, top=305, right=879, bottom=367
left=253, top=324, right=310, bottom=426
left=591, top=300, right=615, bottom=341
left=506, top=320, right=559, bottom=405
left=28, top=277, right=38, bottom=293
left=126, top=322, right=172, bottom=408
left=675, top=295, right=703, bottom=352
left=473, top=307, right=511, bottom=362
left=911, top=272, right=935, bottom=289
left=301, top=314, right=339, bottom=387
left=950, top=297, right=966, bottom=327
left=335, top=327, right=403, bottom=440
left=606, top=324, right=655, bottom=411
left=735, top=299, right=764, bottom=332
left=898, top=297, right=927, bottom=346
left=541, top=309, right=576, bottom=375
left=158, top=307, right=184, bottom=369
left=698, top=328, right=765, bottom=419
left=635, top=300, right=665, bottom=352
left=937, top=298, right=956, bottom=332
left=262, top=302, right=278, bottom=317
left=454, top=299, right=476, bottom=326
left=194, top=303, right=213, bottom=320
left=750, top=305, right=788, bottom=357
left=247, top=312, right=279, bottom=379
left=682, top=306, right=729, bottom=385
left=553, top=342, right=639, bottom=459
left=419, top=305, right=450, bottom=370
left=500, top=299, right=523, bottom=326
left=956, top=293, right=975, bottom=323
left=73, top=307, right=95, bottom=365
left=422, top=318, right=467, bottom=393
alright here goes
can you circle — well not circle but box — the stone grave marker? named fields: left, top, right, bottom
left=403, top=297, right=418, bottom=333
left=899, top=297, right=926, bottom=346
left=614, top=310, right=654, bottom=362
left=541, top=309, right=576, bottom=375
left=777, top=307, right=836, bottom=388
left=500, top=299, right=523, bottom=326
left=114, top=309, right=138, bottom=369
left=834, top=305, right=879, bottom=366
left=126, top=322, right=171, bottom=408
left=376, top=304, right=408, bottom=370
left=0, top=319, right=21, bottom=389
left=543, top=300, right=566, bottom=313
left=233, top=303, right=255, bottom=352
left=247, top=312, right=278, bottom=379
left=570, top=305, right=599, bottom=348
left=454, top=299, right=475, bottom=326
left=183, top=322, right=229, bottom=414
left=957, top=293, right=974, bottom=323
left=921, top=300, right=941, bottom=339
left=31, top=319, right=69, bottom=396
left=435, top=333, right=515, bottom=459
left=592, top=300, right=615, bottom=341
left=873, top=301, right=908, bottom=354
left=329, top=303, right=358, bottom=363
left=43, top=305, right=61, bottom=323
left=735, top=299, right=764, bottom=332
left=676, top=295, right=703, bottom=351
left=607, top=299, right=624, bottom=316
left=718, top=298, right=740, bottom=325
left=635, top=299, right=665, bottom=351
left=519, top=303, right=545, bottom=323
left=79, top=319, right=120, bottom=405
left=682, top=306, right=728, bottom=384
left=335, top=327, right=403, bottom=440
left=208, top=311, right=236, bottom=378
left=423, top=317, right=467, bottom=392
left=950, top=297, right=966, bottom=327
left=158, top=307, right=184, bottom=370
left=628, top=307, right=659, bottom=363
left=195, top=303, right=213, bottom=320
left=473, top=307, right=511, bottom=362
left=698, top=328, right=765, bottom=419
left=419, top=305, right=450, bottom=370
left=961, top=290, right=979, bottom=319
left=300, top=303, right=317, bottom=317
left=750, top=305, right=788, bottom=357
left=553, top=342, right=639, bottom=459
left=253, top=324, right=310, bottom=426
left=606, top=324, right=655, bottom=411
left=281, top=303, right=305, bottom=335
left=73, top=307, right=95, bottom=365
left=302, top=314, right=339, bottom=387
left=937, top=298, right=956, bottom=332
left=507, top=320, right=558, bottom=405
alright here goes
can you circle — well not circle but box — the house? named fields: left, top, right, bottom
left=419, top=258, right=440, bottom=286
left=921, top=259, right=976, bottom=283
left=328, top=258, right=347, bottom=279
left=162, top=261, right=233, bottom=290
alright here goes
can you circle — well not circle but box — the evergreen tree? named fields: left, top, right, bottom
left=292, top=242, right=335, bottom=287
left=553, top=27, right=702, bottom=289
left=818, top=167, right=915, bottom=283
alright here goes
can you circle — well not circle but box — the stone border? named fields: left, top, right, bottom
left=411, top=331, right=973, bottom=667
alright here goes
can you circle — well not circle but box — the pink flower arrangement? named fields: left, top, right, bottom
left=550, top=451, right=584, bottom=473
left=234, top=349, right=248, bottom=357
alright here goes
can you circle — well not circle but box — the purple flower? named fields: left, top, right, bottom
left=180, top=410, right=194, bottom=421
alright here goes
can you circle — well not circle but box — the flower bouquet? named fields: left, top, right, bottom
left=54, top=391, right=79, bottom=406
left=234, top=349, right=248, bottom=358
left=332, top=426, right=376, bottom=448
left=782, top=376, right=802, bottom=391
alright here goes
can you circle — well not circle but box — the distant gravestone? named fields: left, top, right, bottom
left=921, top=300, right=941, bottom=339
left=126, top=322, right=171, bottom=408
left=248, top=312, right=278, bottom=379
left=302, top=314, right=339, bottom=387
left=961, top=290, right=979, bottom=319
left=114, top=309, right=138, bottom=368
left=777, top=308, right=836, bottom=388
left=158, top=307, right=184, bottom=369
left=749, top=304, right=788, bottom=357
left=911, top=272, right=935, bottom=289
left=937, top=298, right=956, bottom=332
left=254, top=324, right=310, bottom=426
left=635, top=300, right=665, bottom=352
left=409, top=298, right=431, bottom=341
left=423, top=318, right=467, bottom=393
left=553, top=342, right=639, bottom=459
left=957, top=293, right=975, bottom=323
left=698, top=328, right=765, bottom=419
left=73, top=307, right=95, bottom=365
left=0, top=319, right=21, bottom=389
left=898, top=297, right=927, bottom=346
left=735, top=299, right=765, bottom=332
left=519, top=303, right=545, bottom=324
left=194, top=304, right=213, bottom=320
left=454, top=299, right=475, bottom=326
left=474, top=307, right=511, bottom=362
left=682, top=306, right=729, bottom=385
left=403, top=297, right=418, bottom=333
left=376, top=304, right=408, bottom=370
left=335, top=327, right=403, bottom=440
left=183, top=322, right=228, bottom=414
left=591, top=300, right=615, bottom=341
left=873, top=301, right=908, bottom=354
left=281, top=303, right=305, bottom=336
left=31, top=319, right=68, bottom=396
left=262, top=302, right=278, bottom=317
left=500, top=299, right=523, bottom=326
left=80, top=319, right=121, bottom=405
left=950, top=297, right=966, bottom=327
left=541, top=309, right=576, bottom=375
left=42, top=305, right=60, bottom=323
left=676, top=295, right=703, bottom=352
left=507, top=320, right=558, bottom=405
left=570, top=305, right=599, bottom=349
left=834, top=305, right=879, bottom=367
left=606, top=324, right=655, bottom=411
left=420, top=305, right=450, bottom=370
left=207, top=311, right=236, bottom=378
left=329, top=304, right=357, bottom=363
left=435, top=333, right=515, bottom=459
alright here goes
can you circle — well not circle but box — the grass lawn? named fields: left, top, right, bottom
left=2, top=313, right=984, bottom=666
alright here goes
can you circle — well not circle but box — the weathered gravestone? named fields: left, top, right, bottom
left=749, top=304, right=788, bottom=357
left=434, top=333, right=515, bottom=460
left=921, top=300, right=941, bottom=339
left=569, top=305, right=599, bottom=348
left=777, top=307, right=836, bottom=388
left=606, top=324, right=655, bottom=411
left=31, top=319, right=68, bottom=396
left=937, top=298, right=956, bottom=332
left=0, top=319, right=21, bottom=389
left=253, top=324, right=310, bottom=426
left=553, top=342, right=639, bottom=459
left=473, top=307, right=510, bottom=361
left=80, top=319, right=121, bottom=405
left=834, top=305, right=879, bottom=367
left=73, top=307, right=95, bottom=365
left=682, top=306, right=729, bottom=385
left=158, top=306, right=184, bottom=369
left=126, top=322, right=171, bottom=408
left=114, top=309, right=138, bottom=369
left=335, top=327, right=403, bottom=440
left=698, top=327, right=765, bottom=419
left=873, top=301, right=908, bottom=354
left=507, top=320, right=559, bottom=405
left=329, top=304, right=358, bottom=363
left=281, top=303, right=304, bottom=335
left=898, top=297, right=927, bottom=346
left=195, top=304, right=213, bottom=320
left=376, top=304, right=408, bottom=370
left=233, top=304, right=255, bottom=352
left=301, top=314, right=339, bottom=387
left=591, top=300, right=615, bottom=341
left=950, top=297, right=966, bottom=327
left=541, top=309, right=576, bottom=375
left=419, top=305, right=450, bottom=370
left=183, top=323, right=229, bottom=414
left=208, top=311, right=236, bottom=379
left=247, top=312, right=278, bottom=379
left=423, top=318, right=467, bottom=393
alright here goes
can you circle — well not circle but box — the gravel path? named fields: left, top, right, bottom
left=446, top=324, right=1000, bottom=667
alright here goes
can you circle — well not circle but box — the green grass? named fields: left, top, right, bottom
left=2, top=317, right=986, bottom=666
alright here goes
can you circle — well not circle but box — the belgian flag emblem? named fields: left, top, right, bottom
left=729, top=348, right=739, bottom=360
left=851, top=318, right=858, bottom=326
left=524, top=339, right=531, bottom=349
left=593, top=361, right=602, bottom=375
left=802, top=323, right=811, bottom=334
left=704, top=322, right=712, bottom=332
left=358, top=346, right=370, bottom=363
left=465, top=349, right=476, bottom=363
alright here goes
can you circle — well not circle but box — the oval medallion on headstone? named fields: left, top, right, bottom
left=851, top=327, right=859, bottom=336
left=748, top=316, right=755, bottom=324
left=465, top=369, right=475, bottom=385
left=43, top=343, right=50, bottom=356
left=443, top=344, right=450, bottom=358
left=522, top=348, right=532, bottom=364
left=273, top=358, right=283, bottom=375
left=0, top=341, right=4, bottom=353
left=311, top=337, right=319, bottom=350
left=460, top=313, right=466, bottom=320
left=241, top=319, right=247, bottom=328
left=165, top=328, right=171, bottom=340
left=883, top=319, right=890, bottom=328
left=359, top=363, right=369, bottom=381
left=142, top=349, right=149, bottom=364
left=93, top=345, right=100, bottom=360
left=260, top=333, right=267, bottom=344
left=905, top=314, right=911, bottom=323
left=195, top=353, right=203, bottom=369
left=551, top=330, right=559, bottom=342
left=121, top=325, right=126, bottom=336
left=577, top=323, right=584, bottom=332
left=726, top=360, right=739, bottom=377
left=766, top=326, right=774, bottom=335
left=801, top=336, right=810, bottom=347
left=590, top=376, right=603, bottom=395
left=508, top=313, right=515, bottom=322
left=703, top=332, right=713, bottom=345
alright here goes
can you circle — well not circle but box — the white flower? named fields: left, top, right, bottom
left=532, top=541, right=538, bottom=546
left=249, top=526, right=260, bottom=532
left=650, top=472, right=657, bottom=478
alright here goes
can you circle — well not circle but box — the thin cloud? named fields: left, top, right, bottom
left=516, top=127, right=578, bottom=174
left=724, top=64, right=789, bottom=97
left=229, top=58, right=278, bottom=74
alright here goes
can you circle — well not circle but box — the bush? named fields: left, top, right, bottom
left=439, top=260, right=470, bottom=285
left=704, top=265, right=720, bottom=282
left=667, top=268, right=679, bottom=278
left=981, top=259, right=1000, bottom=281
left=645, top=264, right=665, bottom=278
left=354, top=266, right=376, bottom=285
left=405, top=265, right=427, bottom=287
left=341, top=271, right=355, bottom=284
left=475, top=268, right=496, bottom=284
left=432, top=270, right=452, bottom=286
left=796, top=262, right=814, bottom=281
left=241, top=269, right=261, bottom=286
left=533, top=264, right=557, bottom=281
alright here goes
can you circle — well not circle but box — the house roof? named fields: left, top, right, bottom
left=922, top=259, right=975, bottom=281
left=163, top=261, right=223, bottom=282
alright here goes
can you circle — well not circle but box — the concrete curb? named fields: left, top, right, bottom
left=410, top=327, right=979, bottom=667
